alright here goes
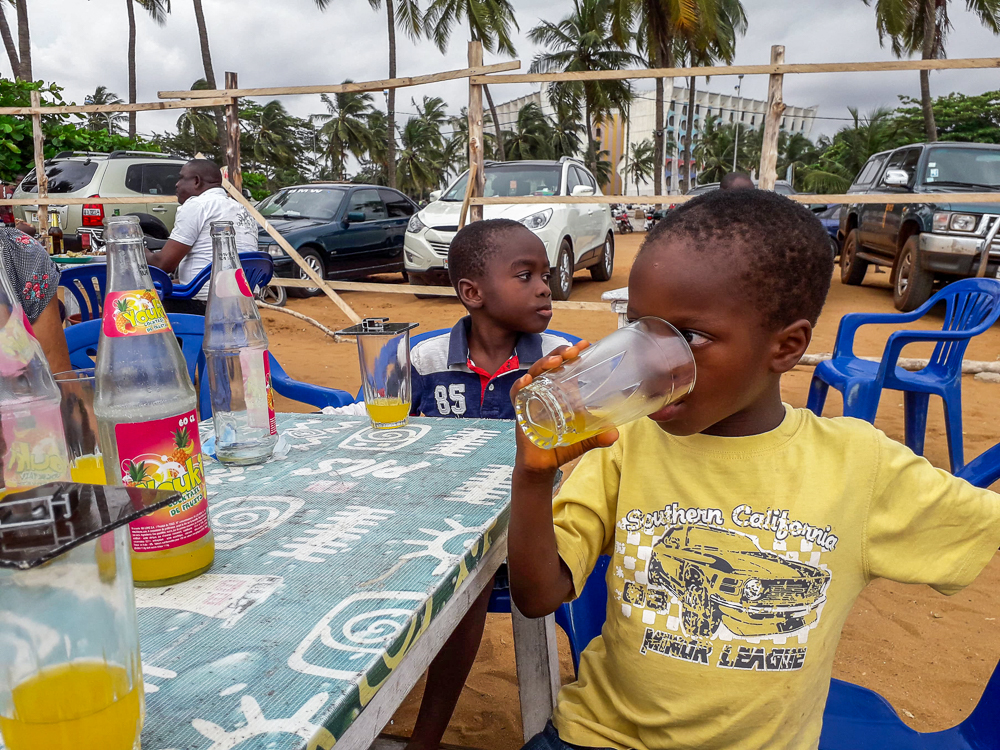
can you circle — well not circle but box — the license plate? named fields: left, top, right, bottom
left=442, top=259, right=449, bottom=270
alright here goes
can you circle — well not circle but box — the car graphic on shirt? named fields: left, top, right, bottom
left=645, top=524, right=830, bottom=638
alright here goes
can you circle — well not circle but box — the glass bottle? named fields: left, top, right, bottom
left=94, top=215, right=214, bottom=587
left=0, top=247, right=71, bottom=495
left=203, top=221, right=277, bottom=465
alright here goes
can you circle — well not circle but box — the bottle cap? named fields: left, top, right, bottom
left=210, top=220, right=235, bottom=238
left=104, top=214, right=144, bottom=243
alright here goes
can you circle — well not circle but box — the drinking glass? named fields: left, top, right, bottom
left=515, top=317, right=696, bottom=449
left=53, top=369, right=105, bottom=484
left=340, top=318, right=419, bottom=429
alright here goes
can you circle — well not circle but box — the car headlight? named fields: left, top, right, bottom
left=932, top=212, right=951, bottom=232
left=950, top=213, right=978, bottom=232
left=407, top=213, right=427, bottom=234
left=261, top=243, right=284, bottom=258
left=519, top=209, right=553, bottom=231
left=742, top=578, right=763, bottom=602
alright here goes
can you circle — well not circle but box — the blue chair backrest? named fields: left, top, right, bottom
left=171, top=252, right=274, bottom=300
left=59, top=264, right=173, bottom=322
left=64, top=314, right=210, bottom=418
left=909, top=279, right=1000, bottom=375
left=555, top=555, right=610, bottom=674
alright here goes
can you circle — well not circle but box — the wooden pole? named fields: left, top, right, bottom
left=224, top=72, right=242, bottom=192
left=219, top=176, right=362, bottom=325
left=468, top=41, right=485, bottom=223
left=29, top=90, right=48, bottom=247
left=758, top=45, right=786, bottom=192
left=458, top=161, right=477, bottom=230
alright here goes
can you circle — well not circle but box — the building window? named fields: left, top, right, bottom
left=681, top=119, right=686, bottom=129
left=729, top=112, right=734, bottom=122
left=750, top=116, right=755, bottom=126
left=669, top=115, right=675, bottom=126
left=695, top=104, right=700, bottom=114
left=596, top=127, right=602, bottom=138
left=682, top=105, right=688, bottom=115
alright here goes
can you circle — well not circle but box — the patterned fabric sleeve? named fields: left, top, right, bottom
left=0, top=228, right=61, bottom=322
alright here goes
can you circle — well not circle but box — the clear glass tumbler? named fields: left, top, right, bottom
left=343, top=319, right=418, bottom=430
left=53, top=369, right=106, bottom=484
left=515, top=316, right=696, bottom=449
left=0, top=502, right=143, bottom=750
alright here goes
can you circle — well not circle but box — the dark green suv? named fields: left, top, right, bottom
left=838, top=142, right=1000, bottom=311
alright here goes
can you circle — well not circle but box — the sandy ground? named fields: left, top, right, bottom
left=262, top=233, right=1000, bottom=748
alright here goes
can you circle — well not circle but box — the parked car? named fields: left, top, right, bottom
left=838, top=142, right=1000, bottom=311
left=645, top=524, right=830, bottom=638
left=13, top=151, right=188, bottom=245
left=256, top=183, right=418, bottom=296
left=404, top=158, right=615, bottom=300
left=816, top=204, right=842, bottom=258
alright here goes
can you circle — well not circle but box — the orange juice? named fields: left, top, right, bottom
left=70, top=455, right=106, bottom=484
left=365, top=397, right=410, bottom=428
left=0, top=661, right=143, bottom=750
left=131, top=531, right=215, bottom=586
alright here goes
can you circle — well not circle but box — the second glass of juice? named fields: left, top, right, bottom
left=53, top=368, right=105, bottom=484
left=340, top=318, right=419, bottom=429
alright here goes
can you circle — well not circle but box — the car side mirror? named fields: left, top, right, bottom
left=428, top=190, right=442, bottom=202
left=241, top=188, right=253, bottom=201
left=882, top=169, right=909, bottom=187
left=571, top=185, right=595, bottom=197
left=345, top=211, right=366, bottom=224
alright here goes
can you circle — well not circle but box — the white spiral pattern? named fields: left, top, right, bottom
left=210, top=496, right=304, bottom=550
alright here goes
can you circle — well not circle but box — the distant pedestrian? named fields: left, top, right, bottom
left=720, top=171, right=755, bottom=190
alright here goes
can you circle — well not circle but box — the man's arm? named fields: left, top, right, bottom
left=146, top=239, right=191, bottom=274
left=33, top=296, right=71, bottom=374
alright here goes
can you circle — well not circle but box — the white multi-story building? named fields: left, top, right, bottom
left=485, top=83, right=819, bottom=195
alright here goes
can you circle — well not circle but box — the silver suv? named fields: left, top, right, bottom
left=14, top=151, right=186, bottom=243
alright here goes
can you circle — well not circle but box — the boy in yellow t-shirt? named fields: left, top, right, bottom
left=507, top=188, right=1000, bottom=750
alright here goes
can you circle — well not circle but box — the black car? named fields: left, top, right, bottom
left=256, top=184, right=418, bottom=296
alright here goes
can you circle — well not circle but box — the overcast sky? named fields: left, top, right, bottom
left=18, top=0, right=1000, bottom=140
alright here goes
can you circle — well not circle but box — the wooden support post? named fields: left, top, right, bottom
left=468, top=41, right=485, bottom=224
left=758, top=45, right=786, bottom=191
left=512, top=606, right=561, bottom=741
left=29, top=90, right=48, bottom=246
left=224, top=72, right=242, bottom=192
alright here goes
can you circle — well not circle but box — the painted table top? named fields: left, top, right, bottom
left=137, top=413, right=516, bottom=750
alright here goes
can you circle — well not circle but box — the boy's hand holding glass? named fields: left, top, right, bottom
left=510, top=341, right=620, bottom=475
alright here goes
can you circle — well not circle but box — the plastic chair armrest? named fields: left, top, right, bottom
left=832, top=311, right=927, bottom=359
left=878, top=328, right=972, bottom=376
left=271, top=369, right=355, bottom=410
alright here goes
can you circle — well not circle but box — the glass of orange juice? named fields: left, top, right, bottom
left=337, top=318, right=419, bottom=430
left=53, top=369, right=105, bottom=484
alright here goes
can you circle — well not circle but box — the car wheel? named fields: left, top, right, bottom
left=551, top=240, right=574, bottom=301
left=681, top=566, right=722, bottom=638
left=840, top=229, right=868, bottom=286
left=893, top=235, right=934, bottom=312
left=590, top=232, right=615, bottom=282
left=290, top=248, right=325, bottom=298
left=829, top=236, right=840, bottom=261
left=257, top=284, right=287, bottom=307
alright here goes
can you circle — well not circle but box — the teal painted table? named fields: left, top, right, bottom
left=135, top=413, right=558, bottom=750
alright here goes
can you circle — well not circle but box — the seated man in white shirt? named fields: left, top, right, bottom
left=148, top=159, right=258, bottom=314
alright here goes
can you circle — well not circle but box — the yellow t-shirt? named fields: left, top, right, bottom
left=550, top=405, right=1000, bottom=750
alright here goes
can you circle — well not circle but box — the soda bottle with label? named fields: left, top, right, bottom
left=94, top=215, right=214, bottom=587
left=0, top=249, right=70, bottom=496
left=203, top=221, right=277, bottom=465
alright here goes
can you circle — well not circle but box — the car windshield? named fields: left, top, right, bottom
left=818, top=204, right=841, bottom=220
left=442, top=164, right=563, bottom=201
left=922, top=147, right=1000, bottom=188
left=257, top=187, right=345, bottom=220
left=21, top=161, right=99, bottom=194
left=685, top=527, right=759, bottom=552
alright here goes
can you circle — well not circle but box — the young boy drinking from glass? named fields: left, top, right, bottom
left=508, top=189, right=1000, bottom=750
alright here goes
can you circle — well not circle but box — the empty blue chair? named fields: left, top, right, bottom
left=170, top=252, right=274, bottom=300
left=59, top=264, right=173, bottom=322
left=64, top=314, right=353, bottom=418
left=807, top=278, right=1000, bottom=472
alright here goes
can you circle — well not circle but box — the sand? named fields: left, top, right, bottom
left=262, top=233, right=1000, bottom=748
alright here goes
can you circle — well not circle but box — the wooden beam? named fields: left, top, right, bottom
left=472, top=56, right=1000, bottom=84
left=225, top=72, right=242, bottom=192
left=512, top=607, right=561, bottom=740
left=758, top=46, right=785, bottom=191
left=458, top=160, right=477, bottom=230
left=158, top=60, right=521, bottom=100
left=220, top=177, right=362, bottom=325
left=0, top=97, right=233, bottom=115
left=467, top=192, right=1000, bottom=205
left=29, top=90, right=47, bottom=245
left=468, top=42, right=485, bottom=224
left=0, top=196, right=179, bottom=206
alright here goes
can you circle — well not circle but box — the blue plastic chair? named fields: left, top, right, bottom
left=806, top=278, right=1000, bottom=472
left=170, top=252, right=274, bottom=300
left=59, top=264, right=173, bottom=322
left=63, top=314, right=354, bottom=419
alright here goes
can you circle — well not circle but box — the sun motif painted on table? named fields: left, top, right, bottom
left=400, top=518, right=487, bottom=575
left=185, top=692, right=335, bottom=750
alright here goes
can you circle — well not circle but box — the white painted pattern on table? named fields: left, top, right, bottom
left=338, top=423, right=432, bottom=452
left=427, top=427, right=502, bottom=457
left=187, top=692, right=335, bottom=750
left=269, top=506, right=396, bottom=563
left=400, top=517, right=490, bottom=575
left=135, top=574, right=284, bottom=629
left=444, top=464, right=513, bottom=505
left=210, top=495, right=305, bottom=550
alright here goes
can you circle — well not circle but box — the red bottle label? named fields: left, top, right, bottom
left=215, top=268, right=253, bottom=299
left=103, top=290, right=171, bottom=338
left=240, top=349, right=277, bottom=435
left=117, top=409, right=210, bottom=553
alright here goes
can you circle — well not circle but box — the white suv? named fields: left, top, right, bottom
left=404, top=158, right=615, bottom=300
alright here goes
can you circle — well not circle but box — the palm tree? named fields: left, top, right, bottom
left=84, top=86, right=127, bottom=134
left=625, top=138, right=655, bottom=195
left=310, top=85, right=375, bottom=180
left=692, top=114, right=741, bottom=182
left=528, top=0, right=642, bottom=176
left=242, top=101, right=306, bottom=183
left=126, top=0, right=170, bottom=139
left=548, top=86, right=585, bottom=158
left=863, top=0, right=1000, bottom=142
left=314, top=0, right=422, bottom=189
left=801, top=106, right=899, bottom=192
left=424, top=0, right=518, bottom=161
left=0, top=1, right=19, bottom=79
left=191, top=0, right=228, bottom=156
left=0, top=0, right=29, bottom=81
left=503, top=102, right=554, bottom=160
left=396, top=114, right=446, bottom=198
